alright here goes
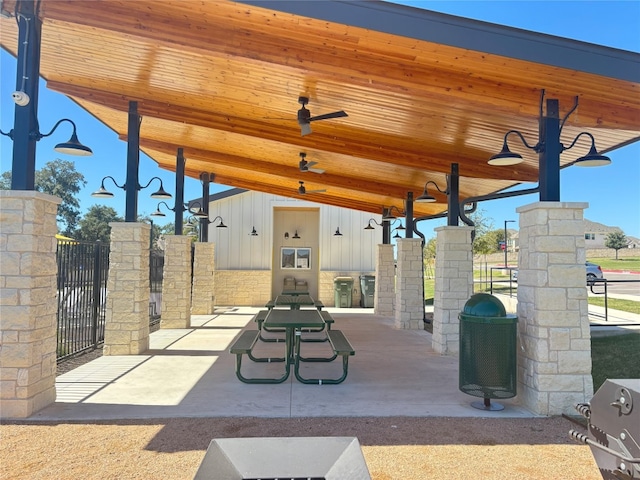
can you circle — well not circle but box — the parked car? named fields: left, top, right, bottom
left=511, top=262, right=603, bottom=284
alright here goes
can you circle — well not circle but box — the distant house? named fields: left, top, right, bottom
left=584, top=219, right=624, bottom=249
left=198, top=189, right=380, bottom=307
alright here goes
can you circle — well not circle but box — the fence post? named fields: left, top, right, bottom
left=91, top=241, right=102, bottom=347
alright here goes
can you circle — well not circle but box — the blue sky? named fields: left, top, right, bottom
left=1, top=1, right=639, bottom=238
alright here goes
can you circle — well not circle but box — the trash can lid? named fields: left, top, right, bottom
left=334, top=276, right=353, bottom=282
left=462, top=293, right=507, bottom=317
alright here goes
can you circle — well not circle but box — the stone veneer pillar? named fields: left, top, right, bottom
left=103, top=222, right=150, bottom=355
left=191, top=242, right=215, bottom=314
left=0, top=192, right=60, bottom=418
left=432, top=226, right=474, bottom=355
left=516, top=202, right=593, bottom=415
left=374, top=244, right=395, bottom=316
left=394, top=238, right=424, bottom=329
left=161, top=235, right=193, bottom=328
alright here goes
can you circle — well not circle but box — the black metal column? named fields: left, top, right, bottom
left=124, top=101, right=141, bottom=222
left=174, top=148, right=185, bottom=235
left=199, top=173, right=212, bottom=242
left=447, top=163, right=460, bottom=226
left=10, top=1, right=41, bottom=191
left=382, top=208, right=390, bottom=244
left=405, top=192, right=414, bottom=238
left=539, top=99, right=561, bottom=201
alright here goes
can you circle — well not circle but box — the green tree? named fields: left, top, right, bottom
left=605, top=231, right=628, bottom=260
left=76, top=205, right=123, bottom=242
left=0, top=159, right=86, bottom=236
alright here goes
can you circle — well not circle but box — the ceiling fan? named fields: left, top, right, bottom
left=299, top=152, right=325, bottom=174
left=297, top=96, right=348, bottom=136
left=298, top=181, right=326, bottom=195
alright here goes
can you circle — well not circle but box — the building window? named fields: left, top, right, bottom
left=281, top=247, right=311, bottom=269
left=585, top=233, right=595, bottom=240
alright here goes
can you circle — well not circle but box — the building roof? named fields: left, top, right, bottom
left=2, top=0, right=638, bottom=217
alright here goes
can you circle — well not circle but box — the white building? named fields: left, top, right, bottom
left=202, top=189, right=381, bottom=307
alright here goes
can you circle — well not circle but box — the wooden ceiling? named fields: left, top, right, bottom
left=1, top=0, right=639, bottom=217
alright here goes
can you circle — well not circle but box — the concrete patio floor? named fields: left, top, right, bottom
left=34, top=307, right=536, bottom=422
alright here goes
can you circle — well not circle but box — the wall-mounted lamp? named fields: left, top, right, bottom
left=1, top=118, right=93, bottom=157
left=208, top=215, right=227, bottom=228
left=382, top=206, right=405, bottom=220
left=334, top=227, right=343, bottom=236
left=250, top=226, right=258, bottom=236
left=284, top=232, right=289, bottom=239
left=392, top=229, right=402, bottom=239
left=293, top=230, right=301, bottom=239
left=92, top=175, right=172, bottom=200
left=488, top=95, right=610, bottom=167
left=364, top=218, right=382, bottom=230
left=416, top=180, right=450, bottom=203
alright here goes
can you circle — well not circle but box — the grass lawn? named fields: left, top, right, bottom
left=590, top=257, right=640, bottom=271
left=591, top=333, right=640, bottom=391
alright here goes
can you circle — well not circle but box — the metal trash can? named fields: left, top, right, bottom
left=334, top=277, right=354, bottom=308
left=359, top=275, right=375, bottom=308
left=459, top=293, right=517, bottom=411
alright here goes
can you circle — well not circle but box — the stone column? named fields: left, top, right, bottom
left=191, top=242, right=215, bottom=314
left=374, top=244, right=395, bottom=316
left=161, top=235, right=193, bottom=328
left=0, top=191, right=60, bottom=418
left=103, top=222, right=150, bottom=355
left=516, top=202, right=593, bottom=415
left=394, top=238, right=424, bottom=329
left=432, top=226, right=474, bottom=355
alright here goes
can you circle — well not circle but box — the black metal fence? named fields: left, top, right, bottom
left=149, top=250, right=164, bottom=328
left=56, top=240, right=110, bottom=360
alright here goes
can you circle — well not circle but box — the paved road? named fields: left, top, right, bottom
left=593, top=272, right=640, bottom=297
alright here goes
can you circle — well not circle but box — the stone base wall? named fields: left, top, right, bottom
left=214, top=270, right=271, bottom=306
left=432, top=226, right=474, bottom=354
left=103, top=222, right=150, bottom=355
left=395, top=239, right=424, bottom=329
left=374, top=244, right=395, bottom=316
left=516, top=202, right=593, bottom=415
left=192, top=243, right=215, bottom=314
left=160, top=236, right=192, bottom=328
left=0, top=192, right=60, bottom=418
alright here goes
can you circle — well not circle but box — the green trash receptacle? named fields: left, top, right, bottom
left=459, top=293, right=517, bottom=411
left=334, top=277, right=353, bottom=308
left=359, top=275, right=375, bottom=308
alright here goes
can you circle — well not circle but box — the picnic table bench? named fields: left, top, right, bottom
left=294, top=329, right=355, bottom=385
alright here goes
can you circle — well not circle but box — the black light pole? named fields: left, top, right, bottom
left=124, top=101, right=141, bottom=222
left=199, top=172, right=214, bottom=242
left=174, top=148, right=186, bottom=235
left=504, top=220, right=515, bottom=267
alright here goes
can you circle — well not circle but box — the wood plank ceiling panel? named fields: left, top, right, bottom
left=1, top=0, right=638, bottom=218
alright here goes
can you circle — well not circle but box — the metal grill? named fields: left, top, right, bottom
left=56, top=240, right=109, bottom=360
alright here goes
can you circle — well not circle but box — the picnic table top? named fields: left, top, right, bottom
left=264, top=309, right=325, bottom=329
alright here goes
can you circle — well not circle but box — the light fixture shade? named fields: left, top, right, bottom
left=334, top=227, right=343, bottom=236
left=250, top=227, right=258, bottom=236
left=191, top=208, right=209, bottom=218
left=382, top=212, right=396, bottom=220
left=415, top=191, right=436, bottom=203
left=574, top=145, right=611, bottom=167
left=293, top=230, right=300, bottom=239
left=150, top=187, right=172, bottom=199
left=91, top=186, right=114, bottom=198
left=54, top=132, right=93, bottom=156
left=216, top=220, right=227, bottom=228
left=488, top=142, right=524, bottom=166
left=393, top=231, right=401, bottom=239
left=396, top=222, right=406, bottom=230
left=150, top=208, right=165, bottom=217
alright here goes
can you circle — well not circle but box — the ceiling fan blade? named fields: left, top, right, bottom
left=309, top=110, right=348, bottom=122
left=307, top=188, right=327, bottom=193
left=309, top=168, right=325, bottom=174
left=300, top=122, right=312, bottom=136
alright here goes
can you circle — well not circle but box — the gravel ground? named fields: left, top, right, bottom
left=0, top=416, right=601, bottom=479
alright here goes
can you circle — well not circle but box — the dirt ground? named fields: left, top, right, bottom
left=0, top=415, right=601, bottom=479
